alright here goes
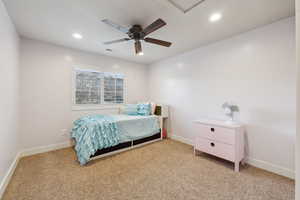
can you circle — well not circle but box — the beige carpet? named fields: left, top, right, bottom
left=2, top=139, right=294, bottom=200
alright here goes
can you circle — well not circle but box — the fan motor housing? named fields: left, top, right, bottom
left=128, top=25, right=144, bottom=40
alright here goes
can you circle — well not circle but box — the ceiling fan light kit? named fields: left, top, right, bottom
left=102, top=18, right=172, bottom=55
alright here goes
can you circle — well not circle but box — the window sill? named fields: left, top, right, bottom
left=72, top=104, right=124, bottom=111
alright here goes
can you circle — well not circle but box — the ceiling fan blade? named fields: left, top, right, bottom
left=135, top=41, right=142, bottom=55
left=142, top=18, right=166, bottom=36
left=144, top=37, right=172, bottom=47
left=101, top=19, right=130, bottom=34
left=103, top=38, right=131, bottom=45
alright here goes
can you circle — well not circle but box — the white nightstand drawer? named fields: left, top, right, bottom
left=196, top=124, right=236, bottom=145
left=195, top=137, right=235, bottom=162
left=195, top=137, right=214, bottom=155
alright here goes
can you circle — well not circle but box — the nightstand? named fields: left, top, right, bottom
left=193, top=119, right=245, bottom=172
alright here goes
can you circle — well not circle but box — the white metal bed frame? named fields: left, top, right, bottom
left=84, top=104, right=168, bottom=162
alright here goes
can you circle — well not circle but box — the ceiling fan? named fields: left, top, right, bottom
left=101, top=18, right=172, bottom=55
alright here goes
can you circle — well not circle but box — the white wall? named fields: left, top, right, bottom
left=0, top=0, right=20, bottom=194
left=20, top=38, right=148, bottom=149
left=296, top=0, right=300, bottom=197
left=148, top=17, right=296, bottom=178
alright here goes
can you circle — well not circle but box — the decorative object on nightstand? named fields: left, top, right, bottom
left=154, top=104, right=169, bottom=139
left=222, top=102, right=239, bottom=123
left=193, top=119, right=245, bottom=172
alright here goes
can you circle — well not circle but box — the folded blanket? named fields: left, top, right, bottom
left=71, top=115, right=120, bottom=165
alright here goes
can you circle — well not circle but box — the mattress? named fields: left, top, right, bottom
left=110, top=114, right=160, bottom=142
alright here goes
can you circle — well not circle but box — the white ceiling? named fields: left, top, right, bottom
left=4, top=0, right=295, bottom=64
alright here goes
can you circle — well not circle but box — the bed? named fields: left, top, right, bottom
left=71, top=113, right=161, bottom=165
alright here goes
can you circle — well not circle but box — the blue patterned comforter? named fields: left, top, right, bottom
left=71, top=115, right=120, bottom=165
left=71, top=114, right=160, bottom=165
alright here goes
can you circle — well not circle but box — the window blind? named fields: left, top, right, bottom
left=104, top=73, right=124, bottom=104
left=75, top=70, right=102, bottom=104
left=74, top=69, right=124, bottom=105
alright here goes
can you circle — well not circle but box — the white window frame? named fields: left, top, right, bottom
left=72, top=67, right=126, bottom=111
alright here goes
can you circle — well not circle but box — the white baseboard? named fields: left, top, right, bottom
left=20, top=140, right=73, bottom=157
left=170, top=134, right=295, bottom=179
left=170, top=134, right=194, bottom=146
left=0, top=152, right=21, bottom=199
left=245, top=157, right=295, bottom=179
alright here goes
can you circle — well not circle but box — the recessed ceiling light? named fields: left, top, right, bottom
left=209, top=13, right=222, bottom=22
left=72, top=33, right=83, bottom=39
left=137, top=52, right=144, bottom=56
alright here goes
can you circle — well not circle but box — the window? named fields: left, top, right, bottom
left=74, top=69, right=124, bottom=105
left=75, top=70, right=102, bottom=104
left=104, top=73, right=124, bottom=104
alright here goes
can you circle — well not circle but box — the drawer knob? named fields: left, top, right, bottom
left=210, top=142, right=215, bottom=147
left=210, top=128, right=215, bottom=132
